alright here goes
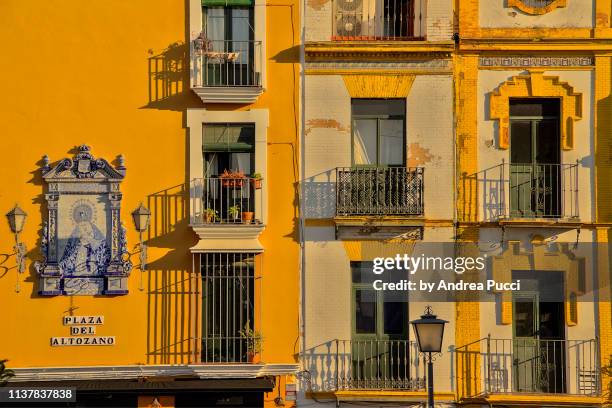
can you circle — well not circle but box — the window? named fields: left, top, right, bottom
left=201, top=252, right=258, bottom=363
left=203, top=124, right=255, bottom=176
left=201, top=4, right=256, bottom=86
left=351, top=99, right=406, bottom=166
left=351, top=261, right=408, bottom=339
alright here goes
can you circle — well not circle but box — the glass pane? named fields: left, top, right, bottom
left=353, top=119, right=377, bottom=165
left=510, top=98, right=560, bottom=117
left=510, top=120, right=532, bottom=164
left=539, top=302, right=564, bottom=339
left=231, top=8, right=252, bottom=64
left=514, top=298, right=535, bottom=338
left=230, top=153, right=252, bottom=174
left=355, top=290, right=376, bottom=334
left=352, top=261, right=375, bottom=284
left=383, top=292, right=407, bottom=335
left=379, top=119, right=404, bottom=166
left=536, top=120, right=559, bottom=164
left=205, top=7, right=226, bottom=48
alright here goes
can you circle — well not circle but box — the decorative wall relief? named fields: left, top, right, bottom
left=35, top=145, right=132, bottom=296
left=507, top=0, right=567, bottom=15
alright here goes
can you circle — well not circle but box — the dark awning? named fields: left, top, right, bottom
left=8, top=378, right=274, bottom=393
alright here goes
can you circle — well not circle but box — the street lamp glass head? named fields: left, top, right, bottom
left=131, top=203, right=151, bottom=233
left=411, top=307, right=448, bottom=353
left=6, top=204, right=27, bottom=234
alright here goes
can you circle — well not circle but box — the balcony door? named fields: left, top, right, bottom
left=203, top=124, right=255, bottom=222
left=512, top=271, right=566, bottom=394
left=351, top=262, right=410, bottom=388
left=202, top=4, right=255, bottom=86
left=509, top=98, right=561, bottom=218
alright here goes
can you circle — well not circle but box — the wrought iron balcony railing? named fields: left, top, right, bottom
left=190, top=177, right=263, bottom=225
left=455, top=337, right=600, bottom=398
left=337, top=339, right=426, bottom=390
left=336, top=167, right=424, bottom=216
left=461, top=161, right=579, bottom=221
left=332, top=0, right=425, bottom=40
left=192, top=40, right=262, bottom=88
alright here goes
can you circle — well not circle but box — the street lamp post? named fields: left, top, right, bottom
left=131, top=203, right=151, bottom=291
left=411, top=306, right=448, bottom=408
left=6, top=204, right=27, bottom=293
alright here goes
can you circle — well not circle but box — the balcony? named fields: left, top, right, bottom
left=304, top=339, right=426, bottom=392
left=190, top=176, right=263, bottom=226
left=336, top=167, right=424, bottom=217
left=455, top=337, right=600, bottom=398
left=191, top=39, right=263, bottom=104
left=462, top=162, right=579, bottom=222
left=332, top=0, right=425, bottom=41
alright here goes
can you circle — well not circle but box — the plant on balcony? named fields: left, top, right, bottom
left=0, top=359, right=14, bottom=386
left=193, top=32, right=240, bottom=61
left=220, top=169, right=246, bottom=188
left=250, top=172, right=263, bottom=190
left=239, top=322, right=263, bottom=363
left=202, top=208, right=219, bottom=224
left=603, top=356, right=612, bottom=402
left=228, top=205, right=240, bottom=221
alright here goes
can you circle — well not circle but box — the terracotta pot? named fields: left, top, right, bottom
left=241, top=212, right=254, bottom=223
left=221, top=179, right=245, bottom=188
left=204, top=214, right=215, bottom=223
left=247, top=352, right=260, bottom=363
left=250, top=178, right=262, bottom=189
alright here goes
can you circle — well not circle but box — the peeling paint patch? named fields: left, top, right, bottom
left=407, top=142, right=440, bottom=167
left=596, top=12, right=609, bottom=27
left=305, top=119, right=348, bottom=136
left=307, top=0, right=329, bottom=11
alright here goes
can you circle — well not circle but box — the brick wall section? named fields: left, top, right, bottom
left=426, top=0, right=453, bottom=41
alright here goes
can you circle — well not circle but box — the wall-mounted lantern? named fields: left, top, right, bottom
left=6, top=204, right=27, bottom=292
left=131, top=203, right=151, bottom=291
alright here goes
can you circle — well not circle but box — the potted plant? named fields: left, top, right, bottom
left=241, top=209, right=254, bottom=224
left=228, top=205, right=240, bottom=222
left=220, top=170, right=246, bottom=188
left=238, top=322, right=263, bottom=363
left=0, top=359, right=15, bottom=386
left=202, top=208, right=218, bottom=223
left=250, top=172, right=263, bottom=190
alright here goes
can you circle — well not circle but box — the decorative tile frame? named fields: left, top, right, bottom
left=35, top=145, right=132, bottom=296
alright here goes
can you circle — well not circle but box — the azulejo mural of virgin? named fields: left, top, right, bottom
left=36, top=145, right=132, bottom=296
left=59, top=200, right=111, bottom=277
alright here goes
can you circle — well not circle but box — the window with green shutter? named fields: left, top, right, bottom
left=203, top=124, right=255, bottom=177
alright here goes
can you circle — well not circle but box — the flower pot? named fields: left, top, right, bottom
left=247, top=352, right=260, bottom=363
left=250, top=178, right=262, bottom=190
left=204, top=214, right=215, bottom=223
left=241, top=212, right=254, bottom=224
left=221, top=179, right=245, bottom=188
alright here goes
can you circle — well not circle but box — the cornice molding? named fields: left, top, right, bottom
left=10, top=364, right=300, bottom=382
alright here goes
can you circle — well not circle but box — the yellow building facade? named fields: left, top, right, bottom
left=0, top=0, right=300, bottom=407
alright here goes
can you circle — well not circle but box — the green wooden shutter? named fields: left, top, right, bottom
left=203, top=125, right=255, bottom=152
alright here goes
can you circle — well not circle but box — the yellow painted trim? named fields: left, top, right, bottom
left=342, top=74, right=416, bottom=98
left=508, top=0, right=566, bottom=15
left=596, top=0, right=612, bottom=29
left=480, top=393, right=603, bottom=405
left=489, top=71, right=582, bottom=150
left=334, top=390, right=456, bottom=401
left=475, top=28, right=594, bottom=40
left=305, top=69, right=452, bottom=75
